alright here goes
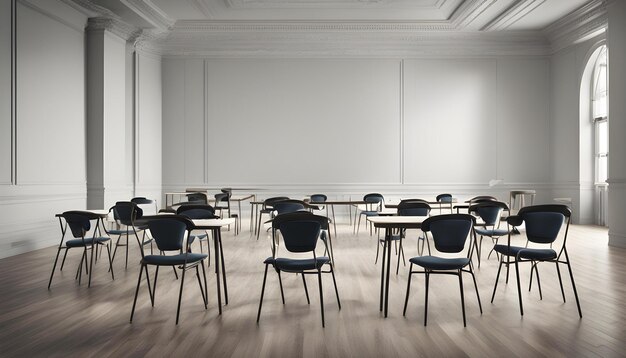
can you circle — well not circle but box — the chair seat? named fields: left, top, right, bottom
left=264, top=257, right=330, bottom=272
left=142, top=253, right=207, bottom=266
left=409, top=255, right=470, bottom=270
left=108, top=229, right=130, bottom=235
left=493, top=245, right=557, bottom=260
left=475, top=228, right=509, bottom=237
left=66, top=237, right=110, bottom=248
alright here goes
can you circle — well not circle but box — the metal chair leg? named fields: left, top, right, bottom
left=175, top=265, right=187, bottom=325
left=458, top=270, right=466, bottom=327
left=318, top=270, right=325, bottom=327
left=403, top=264, right=413, bottom=316
left=195, top=266, right=207, bottom=308
left=491, top=258, right=504, bottom=303
left=256, top=264, right=269, bottom=323
left=60, top=247, right=69, bottom=271
left=152, top=266, right=159, bottom=306
left=277, top=270, right=285, bottom=304
left=424, top=272, right=430, bottom=326
left=564, top=249, right=582, bottom=318
left=468, top=266, right=483, bottom=314
left=48, top=247, right=62, bottom=289
left=302, top=274, right=310, bottom=304
left=514, top=258, right=524, bottom=316
left=555, top=262, right=566, bottom=302
left=130, top=264, right=144, bottom=323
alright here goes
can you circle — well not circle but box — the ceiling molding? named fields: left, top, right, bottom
left=119, top=0, right=175, bottom=30
left=451, top=0, right=499, bottom=28
left=482, top=0, right=546, bottom=31
left=543, top=0, right=607, bottom=53
left=172, top=20, right=458, bottom=32
left=86, top=16, right=143, bottom=41
left=156, top=30, right=550, bottom=58
left=59, top=0, right=117, bottom=18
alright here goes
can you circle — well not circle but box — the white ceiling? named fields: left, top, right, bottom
left=77, top=0, right=603, bottom=57
left=87, top=0, right=593, bottom=30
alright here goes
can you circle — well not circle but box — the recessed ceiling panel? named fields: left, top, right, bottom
left=506, top=0, right=590, bottom=30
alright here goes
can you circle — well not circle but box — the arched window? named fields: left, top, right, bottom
left=593, top=45, right=608, bottom=185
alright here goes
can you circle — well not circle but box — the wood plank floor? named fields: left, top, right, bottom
left=0, top=222, right=624, bottom=357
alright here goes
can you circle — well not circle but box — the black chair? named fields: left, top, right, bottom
left=257, top=212, right=340, bottom=327
left=469, top=201, right=510, bottom=267
left=436, top=193, right=453, bottom=213
left=273, top=199, right=307, bottom=216
left=108, top=201, right=150, bottom=270
left=48, top=211, right=114, bottom=289
left=256, top=196, right=290, bottom=240
left=215, top=188, right=240, bottom=234
left=355, top=193, right=384, bottom=235
left=186, top=192, right=208, bottom=205
left=375, top=199, right=431, bottom=275
left=310, top=194, right=337, bottom=235
left=403, top=214, right=482, bottom=326
left=176, top=204, right=217, bottom=262
left=491, top=205, right=581, bottom=317
left=130, top=215, right=209, bottom=325
left=131, top=197, right=158, bottom=215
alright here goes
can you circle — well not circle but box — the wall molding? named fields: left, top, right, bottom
left=543, top=0, right=608, bottom=53
left=482, top=0, right=546, bottom=31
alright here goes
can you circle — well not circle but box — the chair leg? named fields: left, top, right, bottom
left=317, top=270, right=325, bottom=327
left=555, top=262, right=566, bottom=302
left=130, top=263, right=144, bottom=323
left=477, top=236, right=483, bottom=268
left=505, top=255, right=511, bottom=284
left=277, top=270, right=286, bottom=304
left=125, top=235, right=129, bottom=270
left=425, top=237, right=432, bottom=255
left=563, top=249, right=582, bottom=318
left=48, top=247, right=62, bottom=289
left=375, top=240, right=381, bottom=264
left=256, top=264, right=269, bottom=323
left=302, top=274, right=310, bottom=304
left=424, top=272, right=430, bottom=326
left=105, top=244, right=114, bottom=280
left=201, top=261, right=209, bottom=309
left=88, top=245, right=95, bottom=288
left=195, top=266, right=207, bottom=308
left=60, top=247, right=69, bottom=271
left=458, top=270, right=466, bottom=327
left=175, top=265, right=187, bottom=325
left=535, top=263, right=543, bottom=300
left=219, top=238, right=228, bottom=305
left=403, top=263, right=413, bottom=316
left=330, top=265, right=341, bottom=309
left=514, top=258, right=524, bottom=316
left=468, top=266, right=483, bottom=314
left=152, top=266, right=159, bottom=307
left=491, top=258, right=504, bottom=303
left=356, top=214, right=362, bottom=235
left=145, top=265, right=154, bottom=306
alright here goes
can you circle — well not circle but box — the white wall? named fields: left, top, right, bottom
left=0, top=0, right=87, bottom=258
left=135, top=51, right=162, bottom=203
left=162, top=56, right=552, bottom=205
left=549, top=33, right=605, bottom=224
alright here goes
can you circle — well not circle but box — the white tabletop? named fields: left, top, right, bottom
left=192, top=218, right=237, bottom=229
left=367, top=216, right=427, bottom=225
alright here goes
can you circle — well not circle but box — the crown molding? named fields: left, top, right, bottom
left=543, top=0, right=608, bottom=53
left=86, top=16, right=143, bottom=41
left=156, top=29, right=549, bottom=57
left=59, top=0, right=117, bottom=18
left=451, top=0, right=498, bottom=28
left=172, top=20, right=458, bottom=32
left=119, top=0, right=175, bottom=30
left=482, top=0, right=546, bottom=31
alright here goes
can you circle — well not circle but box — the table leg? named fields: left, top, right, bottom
left=219, top=232, right=228, bottom=305
left=331, top=204, right=337, bottom=237
left=213, top=228, right=222, bottom=314
left=380, top=229, right=387, bottom=312
left=384, top=228, right=392, bottom=317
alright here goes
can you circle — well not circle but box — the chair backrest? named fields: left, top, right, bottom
left=263, top=196, right=290, bottom=209
left=176, top=204, right=217, bottom=219
left=273, top=199, right=307, bottom=215
left=112, top=201, right=143, bottom=226
left=468, top=195, right=497, bottom=204
left=363, top=193, right=384, bottom=211
left=186, top=192, right=208, bottom=204
left=310, top=194, right=327, bottom=203
left=397, top=199, right=431, bottom=216
left=62, top=211, right=99, bottom=238
left=214, top=192, right=230, bottom=207
left=516, top=205, right=570, bottom=244
left=146, top=216, right=194, bottom=252
left=272, top=212, right=324, bottom=253
left=131, top=197, right=157, bottom=216
left=436, top=193, right=453, bottom=203
left=421, top=214, right=475, bottom=254
left=469, top=201, right=509, bottom=226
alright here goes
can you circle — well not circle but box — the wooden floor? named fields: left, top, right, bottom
left=0, top=221, right=624, bottom=357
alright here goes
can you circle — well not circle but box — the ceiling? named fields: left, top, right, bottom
left=74, top=0, right=603, bottom=56
left=91, top=0, right=591, bottom=30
